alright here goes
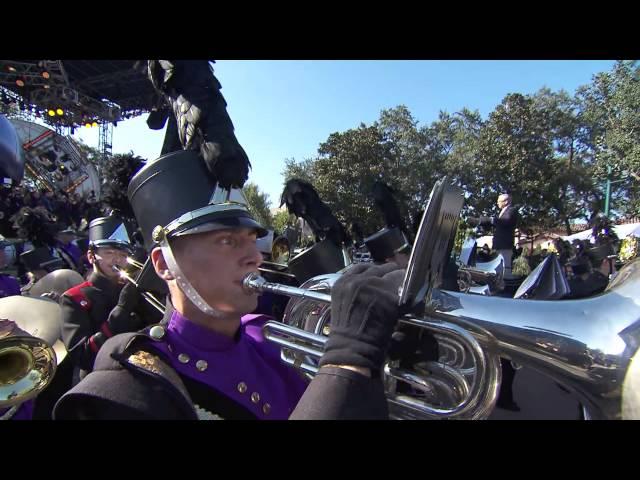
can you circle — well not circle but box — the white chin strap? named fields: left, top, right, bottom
left=160, top=237, right=222, bottom=318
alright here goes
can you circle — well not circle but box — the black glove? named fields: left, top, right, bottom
left=319, top=263, right=405, bottom=372
left=116, top=282, right=141, bottom=311
left=105, top=283, right=144, bottom=335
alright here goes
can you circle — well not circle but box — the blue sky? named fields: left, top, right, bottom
left=73, top=60, right=616, bottom=207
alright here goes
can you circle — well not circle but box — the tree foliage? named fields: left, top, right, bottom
left=243, top=182, right=273, bottom=229
left=282, top=62, right=639, bottom=237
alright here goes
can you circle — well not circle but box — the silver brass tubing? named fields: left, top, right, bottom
left=260, top=261, right=290, bottom=270
left=258, top=267, right=297, bottom=279
left=126, top=257, right=145, bottom=269
left=112, top=266, right=165, bottom=314
left=243, top=272, right=331, bottom=303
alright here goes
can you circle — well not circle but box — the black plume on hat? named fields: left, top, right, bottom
left=146, top=60, right=250, bottom=190
left=102, top=153, right=146, bottom=220
left=280, top=179, right=351, bottom=247
left=371, top=181, right=409, bottom=237
left=10, top=206, right=59, bottom=247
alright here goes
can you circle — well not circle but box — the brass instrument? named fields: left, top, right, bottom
left=243, top=262, right=640, bottom=420
left=0, top=319, right=57, bottom=420
left=242, top=179, right=640, bottom=420
left=457, top=254, right=505, bottom=294
left=112, top=257, right=166, bottom=314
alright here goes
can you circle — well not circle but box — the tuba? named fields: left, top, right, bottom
left=243, top=178, right=640, bottom=420
left=0, top=322, right=57, bottom=414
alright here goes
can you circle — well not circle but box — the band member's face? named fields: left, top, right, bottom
left=497, top=195, right=509, bottom=209
left=89, top=247, right=129, bottom=281
left=171, top=228, right=263, bottom=315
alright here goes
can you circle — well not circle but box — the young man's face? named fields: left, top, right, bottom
left=168, top=227, right=263, bottom=316
left=89, top=246, right=129, bottom=282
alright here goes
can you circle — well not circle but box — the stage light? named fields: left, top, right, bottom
left=15, top=79, right=25, bottom=87
left=92, top=122, right=98, bottom=127
left=42, top=71, right=50, bottom=79
left=56, top=108, right=64, bottom=115
left=43, top=84, right=50, bottom=89
left=85, top=122, right=92, bottom=128
left=7, top=66, right=16, bottom=72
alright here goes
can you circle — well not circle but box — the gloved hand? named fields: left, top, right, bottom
left=116, top=282, right=141, bottom=311
left=319, top=263, right=406, bottom=372
left=105, top=283, right=144, bottom=335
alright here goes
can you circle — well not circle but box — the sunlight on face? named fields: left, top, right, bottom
left=171, top=228, right=263, bottom=315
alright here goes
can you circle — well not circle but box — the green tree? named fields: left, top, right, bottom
left=531, top=88, right=600, bottom=233
left=272, top=209, right=294, bottom=235
left=243, top=182, right=273, bottom=229
left=576, top=60, right=640, bottom=217
left=469, top=93, right=558, bottom=232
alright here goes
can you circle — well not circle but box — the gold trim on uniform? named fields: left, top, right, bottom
left=126, top=350, right=188, bottom=398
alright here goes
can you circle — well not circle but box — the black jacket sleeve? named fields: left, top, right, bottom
left=60, top=294, right=99, bottom=372
left=494, top=206, right=517, bottom=230
left=53, top=333, right=198, bottom=420
left=289, top=366, right=388, bottom=420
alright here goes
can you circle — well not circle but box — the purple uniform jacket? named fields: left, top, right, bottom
left=56, top=241, right=82, bottom=270
left=147, top=309, right=309, bottom=420
left=0, top=274, right=21, bottom=298
left=0, top=400, right=34, bottom=420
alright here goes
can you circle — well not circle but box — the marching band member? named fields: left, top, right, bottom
left=54, top=150, right=402, bottom=420
left=59, top=216, right=148, bottom=383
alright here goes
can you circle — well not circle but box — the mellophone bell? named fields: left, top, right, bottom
left=0, top=300, right=64, bottom=420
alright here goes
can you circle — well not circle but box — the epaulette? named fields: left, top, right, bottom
left=63, top=281, right=93, bottom=310
left=108, top=330, right=197, bottom=419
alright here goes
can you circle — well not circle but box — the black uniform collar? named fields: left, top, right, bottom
left=88, top=271, right=122, bottom=299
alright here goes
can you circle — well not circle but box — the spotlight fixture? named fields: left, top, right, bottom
left=15, top=79, right=25, bottom=87
left=42, top=71, right=50, bottom=79
left=56, top=108, right=64, bottom=115
left=92, top=121, right=98, bottom=127
left=48, top=109, right=56, bottom=117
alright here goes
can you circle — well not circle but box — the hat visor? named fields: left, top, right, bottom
left=171, top=212, right=269, bottom=239
left=91, top=240, right=133, bottom=252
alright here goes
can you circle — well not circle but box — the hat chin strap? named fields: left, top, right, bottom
left=160, top=239, right=222, bottom=318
